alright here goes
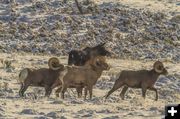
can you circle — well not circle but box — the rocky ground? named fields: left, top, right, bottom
left=0, top=0, right=180, bottom=118
left=0, top=53, right=180, bottom=119
left=0, top=0, right=179, bottom=62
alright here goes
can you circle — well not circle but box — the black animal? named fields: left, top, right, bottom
left=68, top=43, right=111, bottom=66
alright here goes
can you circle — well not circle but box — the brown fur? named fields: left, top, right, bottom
left=53, top=56, right=110, bottom=100
left=18, top=57, right=66, bottom=97
left=105, top=61, right=168, bottom=101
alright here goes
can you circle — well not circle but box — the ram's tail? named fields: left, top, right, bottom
left=18, top=68, right=29, bottom=84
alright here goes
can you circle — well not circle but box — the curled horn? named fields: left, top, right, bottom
left=153, top=61, right=164, bottom=73
left=48, top=57, right=64, bottom=70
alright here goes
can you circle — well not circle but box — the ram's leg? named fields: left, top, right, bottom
left=105, top=81, right=124, bottom=99
left=61, top=87, right=67, bottom=99
left=120, top=86, right=128, bottom=100
left=45, top=85, right=52, bottom=97
left=84, top=87, right=88, bottom=100
left=21, top=84, right=29, bottom=97
left=55, top=87, right=62, bottom=97
left=51, top=79, right=61, bottom=89
left=149, top=87, right=158, bottom=101
left=19, top=83, right=24, bottom=97
left=48, top=89, right=53, bottom=97
left=77, top=87, right=83, bottom=98
left=46, top=88, right=52, bottom=97
left=141, top=86, right=147, bottom=99
left=88, top=86, right=93, bottom=100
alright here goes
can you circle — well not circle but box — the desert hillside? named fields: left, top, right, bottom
left=0, top=0, right=180, bottom=119
left=0, top=0, right=179, bottom=61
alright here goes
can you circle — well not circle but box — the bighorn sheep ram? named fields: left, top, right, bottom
left=53, top=56, right=110, bottom=100
left=18, top=57, right=67, bottom=97
left=105, top=61, right=168, bottom=101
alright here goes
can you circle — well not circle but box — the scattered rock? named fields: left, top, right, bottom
left=20, top=109, right=38, bottom=115
left=39, top=112, right=45, bottom=115
left=61, top=116, right=67, bottom=119
left=0, top=1, right=179, bottom=62
left=50, top=100, right=63, bottom=104
left=0, top=112, right=4, bottom=117
left=34, top=116, right=49, bottom=119
left=170, top=15, right=180, bottom=23
left=71, top=100, right=84, bottom=104
left=81, top=113, right=93, bottom=117
left=150, top=107, right=158, bottom=111
left=96, top=109, right=113, bottom=113
left=46, top=112, right=59, bottom=118
left=102, top=116, right=119, bottom=119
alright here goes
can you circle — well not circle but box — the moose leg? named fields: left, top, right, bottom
left=149, top=87, right=158, bottom=101
left=68, top=54, right=73, bottom=65
left=120, top=86, right=128, bottom=100
left=105, top=81, right=124, bottom=99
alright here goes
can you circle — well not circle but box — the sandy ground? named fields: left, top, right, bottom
left=0, top=53, right=179, bottom=119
